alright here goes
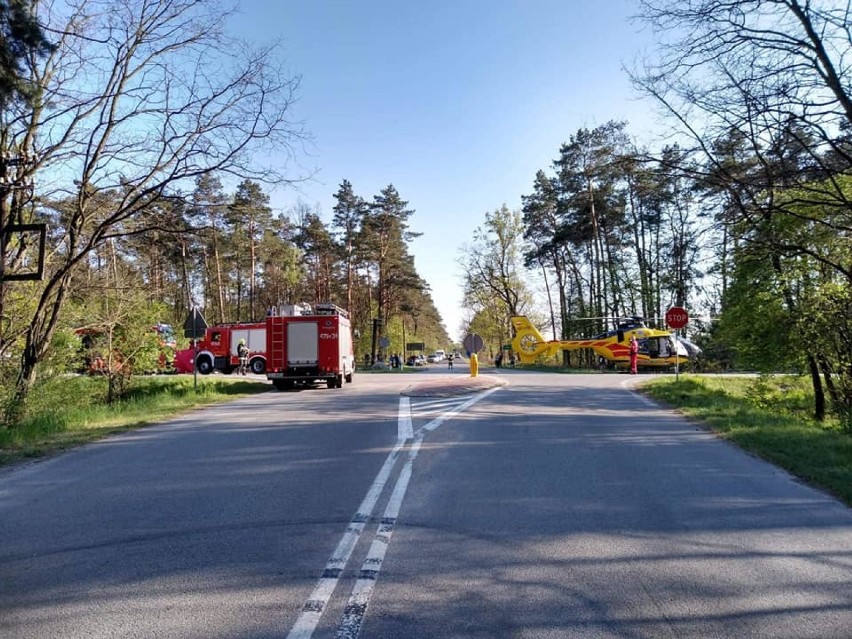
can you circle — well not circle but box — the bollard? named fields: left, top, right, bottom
left=470, top=352, right=478, bottom=378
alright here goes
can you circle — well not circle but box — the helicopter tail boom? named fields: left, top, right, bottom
left=511, top=316, right=559, bottom=362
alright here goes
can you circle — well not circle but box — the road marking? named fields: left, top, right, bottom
left=285, top=394, right=418, bottom=638
left=409, top=396, right=473, bottom=418
left=410, top=396, right=468, bottom=410
left=398, top=396, right=413, bottom=441
left=420, top=386, right=501, bottom=434
left=286, top=438, right=406, bottom=639
left=335, top=441, right=417, bottom=639
left=287, top=386, right=502, bottom=639
left=334, top=386, right=502, bottom=638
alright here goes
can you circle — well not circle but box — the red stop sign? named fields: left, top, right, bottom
left=666, top=306, right=689, bottom=329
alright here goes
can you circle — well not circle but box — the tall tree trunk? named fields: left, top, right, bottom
left=772, top=253, right=825, bottom=421
left=587, top=179, right=605, bottom=318
left=808, top=354, right=826, bottom=422
left=818, top=356, right=839, bottom=405
left=180, top=237, right=191, bottom=308
left=8, top=273, right=71, bottom=425
left=720, top=222, right=729, bottom=300
left=603, top=237, right=622, bottom=317
left=202, top=251, right=212, bottom=312
left=249, top=238, right=256, bottom=320
left=211, top=227, right=225, bottom=324
left=346, top=242, right=354, bottom=319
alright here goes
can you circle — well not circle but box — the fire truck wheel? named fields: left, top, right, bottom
left=250, top=358, right=266, bottom=374
left=196, top=355, right=214, bottom=375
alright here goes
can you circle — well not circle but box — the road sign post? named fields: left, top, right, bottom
left=462, top=333, right=484, bottom=378
left=183, top=308, right=208, bottom=392
left=665, top=306, right=689, bottom=330
left=462, top=332, right=483, bottom=355
left=665, top=306, right=689, bottom=380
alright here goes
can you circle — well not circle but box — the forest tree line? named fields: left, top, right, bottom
left=0, top=171, right=450, bottom=415
left=0, top=0, right=448, bottom=424
left=459, top=1, right=852, bottom=429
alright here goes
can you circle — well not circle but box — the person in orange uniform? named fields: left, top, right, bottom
left=629, top=336, right=639, bottom=374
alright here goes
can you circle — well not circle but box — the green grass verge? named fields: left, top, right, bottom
left=0, top=375, right=269, bottom=467
left=642, top=375, right=852, bottom=506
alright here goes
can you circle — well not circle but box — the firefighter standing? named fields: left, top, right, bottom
left=238, top=338, right=250, bottom=375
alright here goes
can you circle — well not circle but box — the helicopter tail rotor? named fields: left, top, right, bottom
left=510, top=316, right=556, bottom=363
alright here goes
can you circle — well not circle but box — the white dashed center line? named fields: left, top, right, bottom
left=285, top=386, right=501, bottom=639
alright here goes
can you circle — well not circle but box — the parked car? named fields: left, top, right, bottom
left=406, top=354, right=426, bottom=366
left=426, top=353, right=441, bottom=363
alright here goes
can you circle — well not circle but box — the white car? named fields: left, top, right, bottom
left=426, top=353, right=441, bottom=363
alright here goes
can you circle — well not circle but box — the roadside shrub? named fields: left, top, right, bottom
left=742, top=373, right=814, bottom=419
left=744, top=373, right=778, bottom=411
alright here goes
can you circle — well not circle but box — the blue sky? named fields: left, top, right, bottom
left=232, top=1, right=661, bottom=340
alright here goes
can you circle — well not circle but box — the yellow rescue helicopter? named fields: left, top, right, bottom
left=510, top=315, right=701, bottom=369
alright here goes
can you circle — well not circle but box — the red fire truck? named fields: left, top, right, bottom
left=173, top=321, right=267, bottom=375
left=265, top=303, right=355, bottom=390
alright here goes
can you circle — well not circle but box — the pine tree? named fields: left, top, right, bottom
left=188, top=175, right=229, bottom=323
left=0, top=0, right=53, bottom=106
left=227, top=180, right=274, bottom=320
left=361, top=185, right=420, bottom=324
left=331, top=179, right=368, bottom=320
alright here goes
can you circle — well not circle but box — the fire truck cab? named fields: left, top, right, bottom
left=174, top=322, right=267, bottom=375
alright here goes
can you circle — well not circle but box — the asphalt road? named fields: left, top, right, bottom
left=1, top=365, right=851, bottom=638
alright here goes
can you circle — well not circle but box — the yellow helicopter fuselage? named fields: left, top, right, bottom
left=510, top=316, right=689, bottom=369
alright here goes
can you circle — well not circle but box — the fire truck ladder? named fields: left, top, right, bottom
left=270, top=317, right=286, bottom=364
